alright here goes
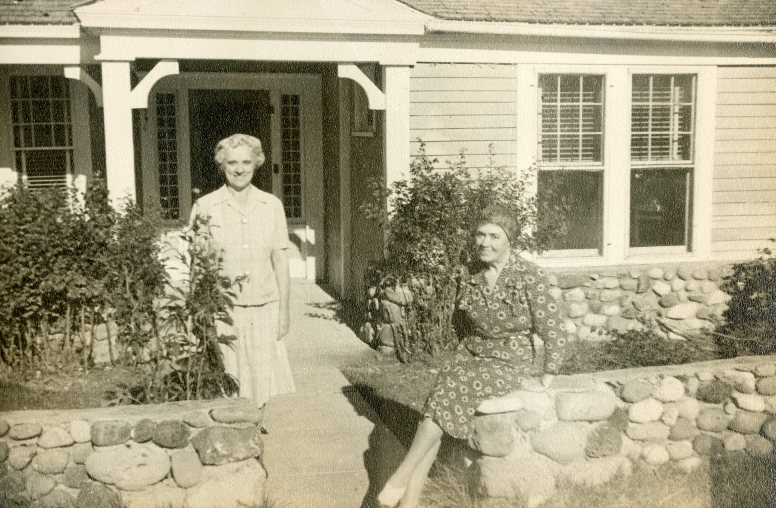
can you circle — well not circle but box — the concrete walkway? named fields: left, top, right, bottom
left=262, top=282, right=404, bottom=508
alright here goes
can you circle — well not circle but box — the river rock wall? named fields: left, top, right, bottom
left=462, top=356, right=776, bottom=507
left=0, top=398, right=266, bottom=508
left=362, top=263, right=732, bottom=349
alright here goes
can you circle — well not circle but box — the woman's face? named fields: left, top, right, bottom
left=475, top=223, right=511, bottom=265
left=221, top=144, right=257, bottom=192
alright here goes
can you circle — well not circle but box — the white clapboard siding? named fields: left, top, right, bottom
left=713, top=66, right=776, bottom=256
left=410, top=63, right=518, bottom=169
left=715, top=164, right=776, bottom=178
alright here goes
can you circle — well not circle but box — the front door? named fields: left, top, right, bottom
left=188, top=89, right=273, bottom=200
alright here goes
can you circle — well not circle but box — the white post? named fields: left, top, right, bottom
left=101, top=61, right=136, bottom=205
left=382, top=65, right=411, bottom=192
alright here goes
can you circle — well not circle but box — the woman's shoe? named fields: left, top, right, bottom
left=376, top=482, right=406, bottom=508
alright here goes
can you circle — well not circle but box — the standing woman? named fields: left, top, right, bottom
left=190, top=133, right=295, bottom=407
left=378, top=205, right=568, bottom=508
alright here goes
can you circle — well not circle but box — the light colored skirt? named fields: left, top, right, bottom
left=217, top=302, right=296, bottom=406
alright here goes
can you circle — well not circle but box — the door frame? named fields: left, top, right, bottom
left=141, top=72, right=323, bottom=281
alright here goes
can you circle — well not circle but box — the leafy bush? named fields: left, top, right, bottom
left=716, top=242, right=776, bottom=356
left=361, top=143, right=567, bottom=361
left=0, top=180, right=241, bottom=403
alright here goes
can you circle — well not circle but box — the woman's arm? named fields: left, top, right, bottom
left=524, top=264, right=569, bottom=375
left=270, top=248, right=290, bottom=340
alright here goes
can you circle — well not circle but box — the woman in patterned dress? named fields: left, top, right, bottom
left=377, top=205, right=568, bottom=508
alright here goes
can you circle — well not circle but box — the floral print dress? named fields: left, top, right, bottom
left=423, top=254, right=568, bottom=441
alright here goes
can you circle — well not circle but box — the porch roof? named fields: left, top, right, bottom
left=75, top=0, right=429, bottom=35
left=0, top=0, right=82, bottom=26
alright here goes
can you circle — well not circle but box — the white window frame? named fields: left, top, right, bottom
left=0, top=66, right=93, bottom=194
left=518, top=64, right=715, bottom=268
left=535, top=71, right=606, bottom=257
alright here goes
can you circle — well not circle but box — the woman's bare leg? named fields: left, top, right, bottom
left=398, top=438, right=441, bottom=508
left=378, top=418, right=443, bottom=506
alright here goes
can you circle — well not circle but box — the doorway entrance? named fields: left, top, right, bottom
left=188, top=89, right=273, bottom=201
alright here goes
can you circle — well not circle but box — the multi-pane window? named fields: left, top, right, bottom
left=281, top=94, right=302, bottom=219
left=630, top=75, right=696, bottom=248
left=9, top=75, right=74, bottom=189
left=537, top=74, right=604, bottom=251
left=155, top=93, right=180, bottom=219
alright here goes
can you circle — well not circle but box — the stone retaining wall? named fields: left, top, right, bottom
left=458, top=355, right=776, bottom=507
left=0, top=399, right=266, bottom=508
left=362, top=262, right=732, bottom=349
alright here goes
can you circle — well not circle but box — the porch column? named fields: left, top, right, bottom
left=101, top=61, right=136, bottom=205
left=382, top=65, right=411, bottom=191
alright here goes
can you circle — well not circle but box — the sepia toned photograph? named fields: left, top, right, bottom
left=0, top=1, right=774, bottom=507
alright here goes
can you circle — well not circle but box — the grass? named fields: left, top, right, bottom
left=0, top=364, right=138, bottom=411
left=418, top=455, right=776, bottom=508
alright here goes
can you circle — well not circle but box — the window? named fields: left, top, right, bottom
left=630, top=74, right=696, bottom=248
left=537, top=74, right=604, bottom=251
left=10, top=75, right=74, bottom=189
left=155, top=93, right=181, bottom=220
left=281, top=94, right=302, bottom=219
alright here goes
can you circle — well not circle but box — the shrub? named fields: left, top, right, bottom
left=361, top=143, right=567, bottom=361
left=716, top=242, right=776, bottom=356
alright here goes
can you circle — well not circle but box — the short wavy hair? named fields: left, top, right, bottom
left=213, top=133, right=266, bottom=169
left=475, top=205, right=520, bottom=243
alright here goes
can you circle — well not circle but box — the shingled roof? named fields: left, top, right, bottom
left=0, top=0, right=89, bottom=25
left=396, top=0, right=776, bottom=27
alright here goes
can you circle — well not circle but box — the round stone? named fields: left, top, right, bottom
left=555, top=390, right=617, bottom=422
left=585, top=423, right=622, bottom=458
left=673, top=397, right=700, bottom=420
left=132, top=419, right=156, bottom=443
left=761, top=417, right=776, bottom=441
left=32, top=449, right=69, bottom=474
left=38, top=425, right=75, bottom=449
left=648, top=267, right=664, bottom=279
left=62, top=464, right=90, bottom=489
left=669, top=417, right=699, bottom=441
left=26, top=470, right=56, bottom=499
left=9, top=423, right=42, bottom=440
left=641, top=443, right=670, bottom=465
left=693, top=434, right=724, bottom=456
left=170, top=447, right=203, bottom=488
left=723, top=433, right=747, bottom=452
left=515, top=410, right=542, bottom=432
left=530, top=422, right=590, bottom=464
left=8, top=445, right=36, bottom=470
left=732, top=392, right=766, bottom=412
left=745, top=435, right=774, bottom=458
left=71, top=442, right=93, bottom=465
left=469, top=414, right=515, bottom=457
left=621, top=379, right=654, bottom=403
left=696, top=379, right=733, bottom=404
left=629, top=398, right=664, bottom=423
left=0, top=420, right=9, bottom=437
left=728, top=411, right=768, bottom=434
left=754, top=365, right=776, bottom=377
left=661, top=405, right=679, bottom=426
left=676, top=456, right=703, bottom=472
left=70, top=420, right=91, bottom=443
left=152, top=420, right=190, bottom=449
left=76, top=482, right=123, bottom=508
left=91, top=421, right=131, bottom=447
left=183, top=411, right=213, bottom=428
left=625, top=422, right=670, bottom=442
left=666, top=441, right=694, bottom=460
left=210, top=405, right=263, bottom=425
left=756, top=377, right=776, bottom=396
left=85, top=441, right=171, bottom=491
left=697, top=408, right=730, bottom=432
left=652, top=376, right=685, bottom=402
left=651, top=281, right=671, bottom=296
left=724, top=370, right=757, bottom=394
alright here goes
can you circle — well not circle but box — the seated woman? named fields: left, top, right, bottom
left=377, top=205, right=569, bottom=508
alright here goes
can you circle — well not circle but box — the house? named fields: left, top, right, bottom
left=1, top=0, right=775, bottom=300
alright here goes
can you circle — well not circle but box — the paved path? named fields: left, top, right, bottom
left=262, top=282, right=404, bottom=508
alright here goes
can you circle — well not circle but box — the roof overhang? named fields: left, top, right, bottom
left=0, top=23, right=81, bottom=38
left=426, top=20, right=776, bottom=44
left=75, top=0, right=430, bottom=36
